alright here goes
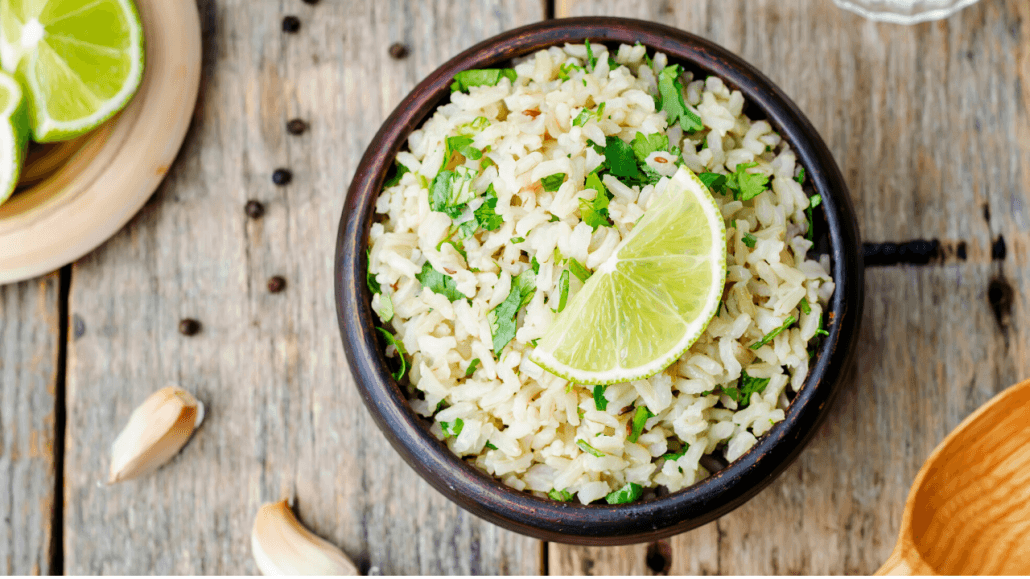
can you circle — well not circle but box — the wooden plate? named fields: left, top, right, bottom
left=0, top=0, right=201, bottom=284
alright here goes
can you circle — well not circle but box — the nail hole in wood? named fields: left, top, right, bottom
left=646, top=540, right=672, bottom=575
left=987, top=277, right=1013, bottom=328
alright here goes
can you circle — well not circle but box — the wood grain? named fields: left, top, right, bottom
left=0, top=274, right=59, bottom=575
left=553, top=0, right=1030, bottom=574
left=61, top=0, right=546, bottom=574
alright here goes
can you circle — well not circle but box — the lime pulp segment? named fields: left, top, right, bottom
left=530, top=167, right=727, bottom=385
left=0, top=0, right=145, bottom=142
left=0, top=69, right=28, bottom=206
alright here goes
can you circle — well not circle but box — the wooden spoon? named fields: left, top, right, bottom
left=877, top=379, right=1030, bottom=575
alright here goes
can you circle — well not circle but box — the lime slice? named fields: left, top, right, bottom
left=0, top=69, right=28, bottom=206
left=531, top=167, right=727, bottom=385
left=0, top=0, right=144, bottom=143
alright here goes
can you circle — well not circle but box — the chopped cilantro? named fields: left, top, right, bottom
left=593, top=385, right=608, bottom=411
left=383, top=161, right=410, bottom=188
left=510, top=236, right=525, bottom=244
left=604, top=135, right=640, bottom=180
left=366, top=260, right=381, bottom=295
left=815, top=313, right=830, bottom=337
left=742, top=232, right=757, bottom=248
left=605, top=482, right=642, bottom=504
left=572, top=103, right=606, bottom=127
left=379, top=293, right=394, bottom=323
left=460, top=183, right=503, bottom=236
left=728, top=162, right=769, bottom=201
left=656, top=64, right=702, bottom=132
left=435, top=400, right=448, bottom=413
left=630, top=131, right=670, bottom=163
left=608, top=55, right=618, bottom=69
left=484, top=441, right=498, bottom=450
left=799, top=297, right=812, bottom=315
left=416, top=262, right=464, bottom=302
left=531, top=256, right=540, bottom=274
left=436, top=235, right=468, bottom=262
left=795, top=167, right=806, bottom=184
left=548, top=214, right=560, bottom=222
left=722, top=370, right=771, bottom=409
left=584, top=39, right=597, bottom=70
left=442, top=135, right=483, bottom=172
left=580, top=172, right=613, bottom=231
left=440, top=417, right=464, bottom=438
left=627, top=406, right=654, bottom=443
left=450, top=68, right=517, bottom=93
left=806, top=194, right=823, bottom=240
left=576, top=438, right=605, bottom=457
left=557, top=61, right=584, bottom=81
left=568, top=258, right=591, bottom=282
left=429, top=166, right=477, bottom=218
left=556, top=269, right=570, bottom=313
left=662, top=445, right=688, bottom=462
left=465, top=358, right=481, bottom=377
left=750, top=315, right=797, bottom=350
left=376, top=327, right=407, bottom=381
left=457, top=116, right=490, bottom=135
left=488, top=270, right=536, bottom=354
left=548, top=488, right=574, bottom=502
left=530, top=338, right=539, bottom=347
left=699, top=172, right=728, bottom=194
left=542, top=173, right=567, bottom=192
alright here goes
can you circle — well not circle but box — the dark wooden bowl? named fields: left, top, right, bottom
left=335, top=17, right=863, bottom=545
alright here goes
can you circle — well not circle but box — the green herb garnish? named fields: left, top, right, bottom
left=376, top=327, right=407, bottom=381
left=727, top=162, right=769, bottom=201
left=440, top=417, right=464, bottom=438
left=605, top=482, right=642, bottom=504
left=548, top=488, right=574, bottom=502
left=568, top=258, right=591, bottom=283
left=429, top=166, right=477, bottom=218
left=806, top=194, right=823, bottom=241
left=630, top=131, right=670, bottom=163
left=722, top=370, right=771, bottom=409
left=593, top=385, right=608, bottom=411
left=627, top=406, right=654, bottom=443
left=794, top=167, right=806, bottom=185
left=656, top=64, right=702, bottom=132
left=742, top=232, right=757, bottom=248
left=584, top=39, right=597, bottom=70
left=416, top=262, right=464, bottom=302
left=465, top=358, right=481, bottom=377
left=580, top=172, right=613, bottom=231
left=488, top=269, right=536, bottom=354
left=556, top=269, right=570, bottom=313
left=750, top=315, right=797, bottom=350
left=604, top=135, right=640, bottom=180
left=572, top=103, right=606, bottom=127
left=484, top=440, right=498, bottom=450
left=541, top=173, right=566, bottom=192
left=383, top=161, right=410, bottom=188
left=576, top=438, right=605, bottom=457
left=558, top=61, right=584, bottom=81
left=799, top=297, right=811, bottom=315
left=450, top=68, right=517, bottom=93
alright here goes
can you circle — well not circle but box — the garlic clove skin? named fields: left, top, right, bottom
left=251, top=499, right=359, bottom=576
left=108, top=385, right=202, bottom=483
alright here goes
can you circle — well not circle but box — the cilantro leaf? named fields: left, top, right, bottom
left=750, top=315, right=797, bottom=350
left=630, top=131, right=669, bottom=163
left=627, top=405, right=654, bottom=443
left=662, top=445, right=688, bottom=462
left=442, top=135, right=483, bottom=172
left=699, top=172, right=727, bottom=194
left=366, top=262, right=381, bottom=295
left=416, top=262, right=464, bottom=302
left=456, top=116, right=490, bottom=135
left=576, top=438, right=605, bottom=457
left=484, top=440, right=498, bottom=450
left=379, top=293, right=394, bottom=323
left=726, top=162, right=769, bottom=201
left=568, top=258, right=591, bottom=283
left=531, top=256, right=540, bottom=274
left=556, top=269, right=570, bottom=313
left=572, top=103, right=606, bottom=127
left=548, top=488, right=574, bottom=502
left=440, top=417, right=464, bottom=438
left=542, top=173, right=566, bottom=192
left=450, top=68, right=517, bottom=93
left=799, top=297, right=811, bottom=315
left=742, top=232, right=757, bottom=248
left=604, top=136, right=640, bottom=179
left=376, top=327, right=408, bottom=381
left=580, top=172, right=613, bottom=231
left=592, top=385, right=608, bottom=411
left=605, top=482, right=642, bottom=504
left=816, top=313, right=830, bottom=337
left=584, top=39, right=597, bottom=71
left=465, top=358, right=480, bottom=377
left=806, top=194, right=823, bottom=240
left=510, top=236, right=525, bottom=244
left=469, top=184, right=503, bottom=234
left=429, top=166, right=477, bottom=218
left=657, top=64, right=702, bottom=132
left=558, top=61, right=584, bottom=81
left=723, top=370, right=771, bottom=409
left=383, top=161, right=410, bottom=188
left=795, top=167, right=806, bottom=185
left=487, top=270, right=536, bottom=353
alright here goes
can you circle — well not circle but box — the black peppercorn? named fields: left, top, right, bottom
left=267, top=276, right=287, bottom=293
left=245, top=200, right=265, bottom=218
left=282, top=16, right=301, bottom=33
left=286, top=118, right=307, bottom=135
left=271, top=169, right=292, bottom=186
left=178, top=319, right=201, bottom=336
left=388, top=42, right=409, bottom=59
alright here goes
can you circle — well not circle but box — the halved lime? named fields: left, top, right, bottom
left=0, top=0, right=145, bottom=143
left=0, top=69, right=28, bottom=206
left=531, top=167, right=727, bottom=385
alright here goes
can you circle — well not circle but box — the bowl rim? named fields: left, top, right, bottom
left=335, top=16, right=864, bottom=545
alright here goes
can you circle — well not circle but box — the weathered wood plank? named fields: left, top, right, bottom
left=553, top=0, right=1030, bottom=574
left=63, top=0, right=545, bottom=574
left=0, top=274, right=59, bottom=575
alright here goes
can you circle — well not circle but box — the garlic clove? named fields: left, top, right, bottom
left=108, top=385, right=202, bottom=483
left=251, top=499, right=359, bottom=576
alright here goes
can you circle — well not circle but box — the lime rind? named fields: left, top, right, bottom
left=530, top=167, right=727, bottom=385
left=0, top=0, right=145, bottom=143
left=0, top=69, right=28, bottom=206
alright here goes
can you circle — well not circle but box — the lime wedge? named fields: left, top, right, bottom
left=0, top=69, right=28, bottom=206
left=531, top=167, right=727, bottom=385
left=0, top=0, right=144, bottom=143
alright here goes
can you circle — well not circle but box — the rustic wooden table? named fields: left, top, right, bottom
left=1, top=0, right=1027, bottom=574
